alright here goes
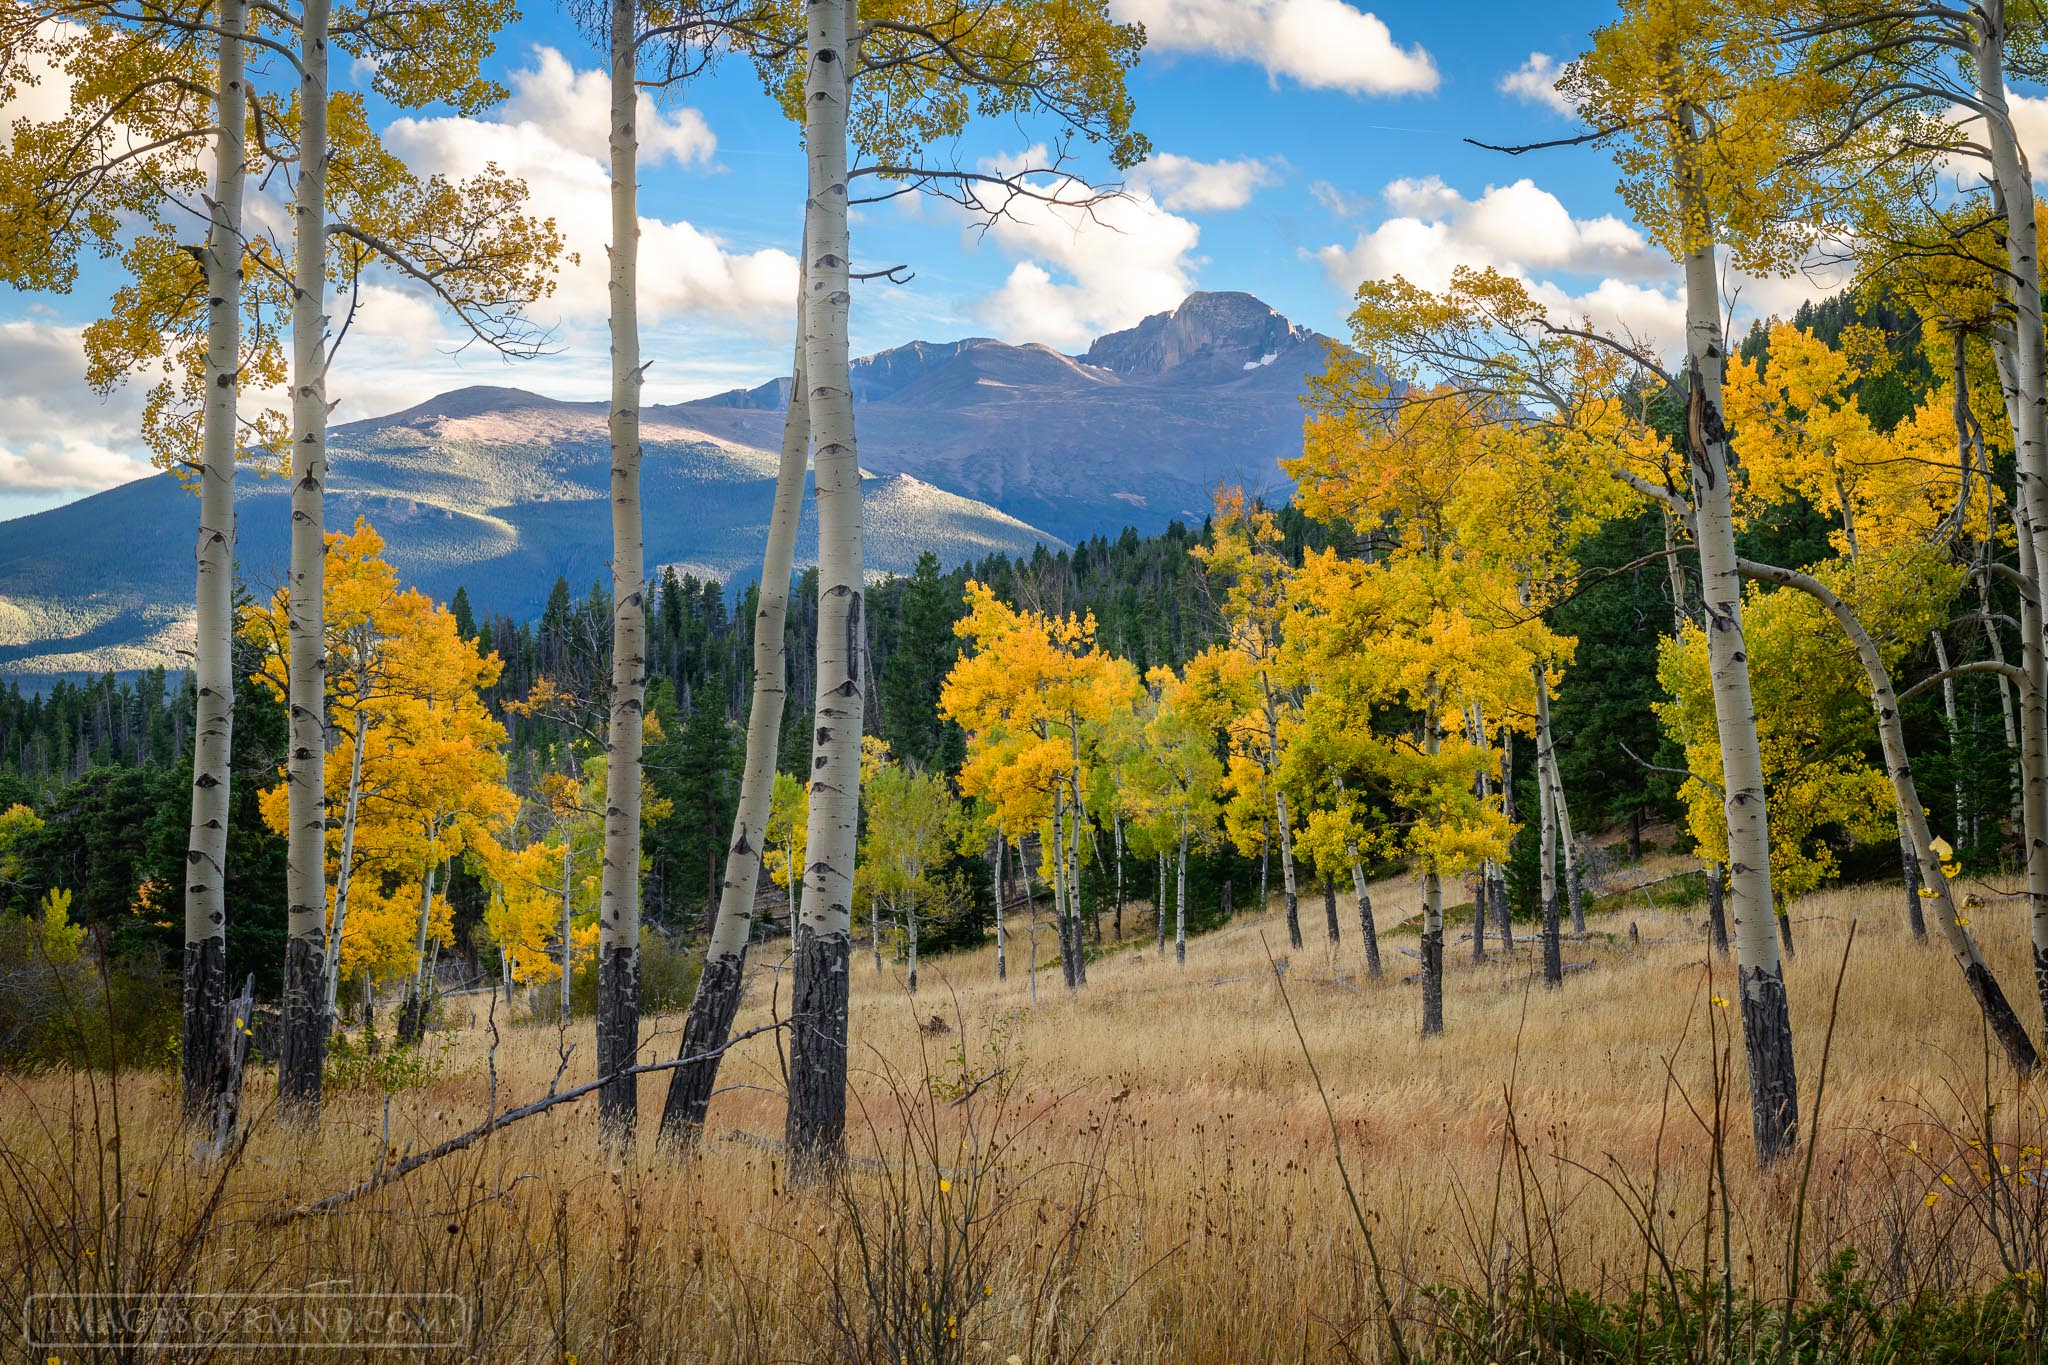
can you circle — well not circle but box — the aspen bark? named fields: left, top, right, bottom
left=1706, top=863, right=1728, bottom=957
left=1349, top=858, right=1380, bottom=978
left=1897, top=819, right=1927, bottom=942
left=787, top=0, right=860, bottom=1165
left=1420, top=709, right=1444, bottom=1035
left=278, top=0, right=333, bottom=1120
left=560, top=838, right=573, bottom=1029
left=2015, top=501, right=2048, bottom=1032
left=1276, top=788, right=1302, bottom=950
left=1112, top=812, right=1124, bottom=941
left=1739, top=558, right=2037, bottom=1073
left=1553, top=760, right=1584, bottom=936
left=182, top=0, right=246, bottom=1124
left=906, top=889, right=918, bottom=994
left=1534, top=666, right=1562, bottom=987
left=1932, top=630, right=1963, bottom=837
left=1174, top=816, right=1188, bottom=967
left=994, top=832, right=1007, bottom=981
left=595, top=0, right=646, bottom=1148
left=1495, top=738, right=1514, bottom=950
left=324, top=717, right=369, bottom=1020
left=1322, top=874, right=1340, bottom=946
left=397, top=859, right=438, bottom=1046
left=1676, top=209, right=1798, bottom=1163
left=659, top=303, right=810, bottom=1149
left=1156, top=852, right=1167, bottom=954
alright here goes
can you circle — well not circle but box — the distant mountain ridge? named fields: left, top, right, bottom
left=0, top=290, right=1330, bottom=681
left=675, top=290, right=1331, bottom=536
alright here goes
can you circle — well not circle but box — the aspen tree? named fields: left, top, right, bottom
left=659, top=298, right=810, bottom=1148
left=0, top=1, right=249, bottom=1125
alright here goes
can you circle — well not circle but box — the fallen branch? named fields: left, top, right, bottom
left=259, top=1020, right=788, bottom=1224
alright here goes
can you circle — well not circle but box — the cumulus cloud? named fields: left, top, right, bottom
left=1315, top=174, right=1855, bottom=357
left=382, top=46, right=794, bottom=329
left=1318, top=176, right=1667, bottom=291
left=1110, top=0, right=1436, bottom=95
left=498, top=46, right=716, bottom=168
left=0, top=323, right=154, bottom=500
left=1130, top=153, right=1280, bottom=212
left=1499, top=52, right=1573, bottom=117
left=967, top=173, right=1202, bottom=348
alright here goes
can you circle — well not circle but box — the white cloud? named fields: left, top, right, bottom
left=1318, top=176, right=1667, bottom=292
left=0, top=323, right=154, bottom=498
left=382, top=46, right=794, bottom=329
left=1499, top=53, right=1573, bottom=117
left=1110, top=0, right=1436, bottom=95
left=498, top=46, right=716, bottom=168
left=967, top=175, right=1202, bottom=348
left=1130, top=153, right=1279, bottom=212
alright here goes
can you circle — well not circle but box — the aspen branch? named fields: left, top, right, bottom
left=258, top=1019, right=789, bottom=1224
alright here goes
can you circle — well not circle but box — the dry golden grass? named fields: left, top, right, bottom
left=7, top=872, right=2048, bottom=1362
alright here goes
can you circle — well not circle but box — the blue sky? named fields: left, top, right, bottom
left=4, top=0, right=2018, bottom=520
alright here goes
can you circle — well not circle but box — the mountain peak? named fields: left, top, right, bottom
left=340, top=385, right=575, bottom=432
left=1080, top=292, right=1318, bottom=379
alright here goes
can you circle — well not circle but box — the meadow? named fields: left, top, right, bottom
left=8, top=852, right=2047, bottom=1363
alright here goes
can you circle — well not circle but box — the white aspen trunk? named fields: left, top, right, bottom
left=1469, top=704, right=1488, bottom=963
left=1347, top=857, right=1380, bottom=978
left=1174, top=815, right=1188, bottom=967
left=278, top=0, right=333, bottom=1119
left=906, top=887, right=918, bottom=994
left=1979, top=16, right=2048, bottom=1028
left=560, top=838, right=574, bottom=1029
left=1674, top=124, right=1797, bottom=1161
left=1932, top=630, right=1963, bottom=837
left=182, top=0, right=246, bottom=1124
left=1738, top=558, right=2038, bottom=1074
left=659, top=290, right=810, bottom=1148
left=397, top=857, right=439, bottom=1045
left=323, top=714, right=369, bottom=1020
left=1534, top=666, right=1562, bottom=987
left=1112, top=811, right=1124, bottom=940
left=595, top=0, right=645, bottom=1147
left=1275, top=786, right=1302, bottom=950
left=1551, top=746, right=1584, bottom=935
left=873, top=893, right=885, bottom=973
left=787, top=0, right=861, bottom=1164
left=1978, top=15, right=2048, bottom=600
left=2014, top=497, right=2048, bottom=1033
left=1494, top=735, right=1513, bottom=950
left=1419, top=707, right=1444, bottom=1036
left=1069, top=725, right=1089, bottom=976
left=1051, top=791, right=1075, bottom=990
left=994, top=832, right=1007, bottom=981
left=1156, top=852, right=1167, bottom=954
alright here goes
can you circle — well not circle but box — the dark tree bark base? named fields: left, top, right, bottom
left=181, top=935, right=228, bottom=1124
left=277, top=936, right=328, bottom=1123
left=1964, top=958, right=2038, bottom=1075
left=1541, top=895, right=1563, bottom=987
left=1738, top=961, right=1799, bottom=1165
left=786, top=922, right=850, bottom=1168
left=1070, top=912, right=1087, bottom=986
left=1420, top=926, right=1443, bottom=1036
left=1322, top=879, right=1340, bottom=946
left=1901, top=840, right=1927, bottom=941
left=395, top=986, right=431, bottom=1047
left=658, top=949, right=747, bottom=1150
left=1284, top=890, right=1302, bottom=951
left=597, top=942, right=641, bottom=1149
left=1705, top=866, right=1729, bottom=957
left=1492, top=872, right=1512, bottom=951
left=1470, top=877, right=1486, bottom=963
left=1360, top=897, right=1381, bottom=979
